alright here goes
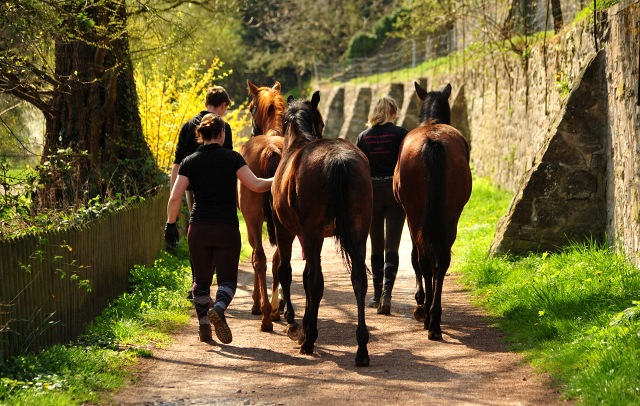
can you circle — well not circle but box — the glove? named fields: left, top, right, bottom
left=164, top=222, right=180, bottom=248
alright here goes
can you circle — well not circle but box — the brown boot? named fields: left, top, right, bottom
left=198, top=324, right=213, bottom=342
left=208, top=307, right=232, bottom=344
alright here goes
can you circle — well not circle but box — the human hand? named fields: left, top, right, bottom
left=164, top=222, right=179, bottom=248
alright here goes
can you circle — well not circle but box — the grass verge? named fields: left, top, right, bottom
left=453, top=177, right=640, bottom=405
left=0, top=210, right=253, bottom=405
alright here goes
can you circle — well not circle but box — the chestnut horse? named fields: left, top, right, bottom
left=271, top=92, right=373, bottom=366
left=237, top=80, right=286, bottom=332
left=393, top=82, right=472, bottom=340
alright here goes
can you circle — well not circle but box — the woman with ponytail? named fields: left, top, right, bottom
left=356, top=96, right=408, bottom=315
left=165, top=113, right=273, bottom=343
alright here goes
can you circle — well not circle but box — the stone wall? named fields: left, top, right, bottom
left=315, top=0, right=640, bottom=259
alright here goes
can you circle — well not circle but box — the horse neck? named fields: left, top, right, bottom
left=260, top=114, right=283, bottom=137
left=283, top=122, right=313, bottom=155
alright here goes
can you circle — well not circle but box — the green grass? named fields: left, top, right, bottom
left=0, top=212, right=254, bottom=405
left=453, top=177, right=640, bottom=405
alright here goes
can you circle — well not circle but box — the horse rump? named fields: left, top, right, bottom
left=325, top=151, right=366, bottom=273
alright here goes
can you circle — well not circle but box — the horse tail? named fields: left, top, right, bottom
left=327, top=156, right=361, bottom=273
left=260, top=144, right=281, bottom=246
left=421, top=137, right=449, bottom=267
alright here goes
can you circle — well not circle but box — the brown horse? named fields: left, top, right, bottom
left=271, top=92, right=373, bottom=366
left=393, top=82, right=472, bottom=340
left=237, top=80, right=286, bottom=332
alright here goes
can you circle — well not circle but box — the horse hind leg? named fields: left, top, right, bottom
left=252, top=245, right=273, bottom=332
left=428, top=254, right=450, bottom=341
left=412, top=243, right=427, bottom=322
left=352, top=246, right=370, bottom=367
left=269, top=249, right=282, bottom=321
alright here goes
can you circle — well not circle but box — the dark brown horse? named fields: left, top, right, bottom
left=393, top=82, right=472, bottom=340
left=271, top=92, right=373, bottom=366
left=237, top=80, right=286, bottom=332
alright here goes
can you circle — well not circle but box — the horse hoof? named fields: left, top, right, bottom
left=286, top=323, right=304, bottom=342
left=299, top=343, right=314, bottom=355
left=297, top=334, right=306, bottom=345
left=251, top=305, right=261, bottom=315
left=355, top=348, right=370, bottom=367
left=428, top=330, right=443, bottom=340
left=355, top=355, right=370, bottom=367
left=260, top=321, right=273, bottom=332
left=270, top=312, right=281, bottom=322
left=413, top=305, right=427, bottom=322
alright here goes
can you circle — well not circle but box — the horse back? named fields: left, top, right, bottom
left=274, top=138, right=372, bottom=239
left=239, top=135, right=284, bottom=178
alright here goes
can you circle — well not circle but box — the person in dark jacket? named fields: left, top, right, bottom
left=165, top=114, right=272, bottom=343
left=356, top=96, right=408, bottom=315
left=170, top=86, right=234, bottom=213
left=170, top=86, right=233, bottom=299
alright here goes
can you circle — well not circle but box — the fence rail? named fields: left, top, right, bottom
left=0, top=188, right=170, bottom=362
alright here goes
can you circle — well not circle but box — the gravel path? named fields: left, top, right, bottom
left=110, top=225, right=565, bottom=406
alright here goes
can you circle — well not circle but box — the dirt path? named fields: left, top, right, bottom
left=111, top=225, right=564, bottom=406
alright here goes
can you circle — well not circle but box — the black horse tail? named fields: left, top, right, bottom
left=260, top=144, right=282, bottom=246
left=327, top=155, right=361, bottom=273
left=421, top=138, right=449, bottom=268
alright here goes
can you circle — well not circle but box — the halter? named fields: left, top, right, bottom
left=250, top=94, right=262, bottom=137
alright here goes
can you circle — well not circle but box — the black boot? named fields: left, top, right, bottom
left=368, top=254, right=384, bottom=308
left=378, top=252, right=399, bottom=315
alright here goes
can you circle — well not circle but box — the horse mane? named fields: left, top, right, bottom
left=419, top=91, right=451, bottom=126
left=249, top=85, right=286, bottom=137
left=283, top=100, right=322, bottom=143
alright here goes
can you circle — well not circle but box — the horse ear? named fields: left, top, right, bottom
left=273, top=81, right=281, bottom=92
left=415, top=81, right=428, bottom=101
left=442, top=84, right=452, bottom=99
left=311, top=91, right=320, bottom=110
left=247, top=80, right=259, bottom=96
left=287, top=95, right=295, bottom=105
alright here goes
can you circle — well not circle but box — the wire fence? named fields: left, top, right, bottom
left=314, top=0, right=587, bottom=86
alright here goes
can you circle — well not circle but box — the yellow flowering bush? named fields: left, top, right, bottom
left=135, top=58, right=251, bottom=172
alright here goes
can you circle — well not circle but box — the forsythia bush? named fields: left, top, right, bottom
left=135, top=58, right=251, bottom=172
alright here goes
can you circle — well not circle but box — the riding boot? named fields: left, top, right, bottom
left=367, top=254, right=384, bottom=308
left=378, top=252, right=399, bottom=315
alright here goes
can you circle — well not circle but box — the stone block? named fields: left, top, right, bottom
left=532, top=202, right=568, bottom=230
left=323, top=87, right=345, bottom=138
left=560, top=169, right=599, bottom=200
left=522, top=162, right=566, bottom=198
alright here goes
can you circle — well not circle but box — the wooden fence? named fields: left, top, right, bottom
left=0, top=188, right=170, bottom=362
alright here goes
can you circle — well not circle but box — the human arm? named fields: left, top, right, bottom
left=167, top=175, right=190, bottom=224
left=170, top=164, right=180, bottom=192
left=236, top=165, right=272, bottom=193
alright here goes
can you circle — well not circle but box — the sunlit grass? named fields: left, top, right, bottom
left=453, top=176, right=640, bottom=405
left=1, top=212, right=254, bottom=405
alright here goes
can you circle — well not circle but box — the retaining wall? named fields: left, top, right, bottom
left=317, top=0, right=640, bottom=259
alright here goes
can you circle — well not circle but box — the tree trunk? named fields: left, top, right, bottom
left=38, top=1, right=157, bottom=209
left=550, top=0, right=564, bottom=33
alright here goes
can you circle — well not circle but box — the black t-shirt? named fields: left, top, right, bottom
left=178, top=143, right=247, bottom=225
left=174, top=111, right=233, bottom=165
left=356, top=123, right=409, bottom=177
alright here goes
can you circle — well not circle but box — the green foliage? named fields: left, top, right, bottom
left=346, top=8, right=409, bottom=59
left=573, top=0, right=622, bottom=24
left=0, top=153, right=152, bottom=239
left=454, top=177, right=640, bottom=405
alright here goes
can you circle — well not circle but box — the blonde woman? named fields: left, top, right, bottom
left=356, top=96, right=408, bottom=315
